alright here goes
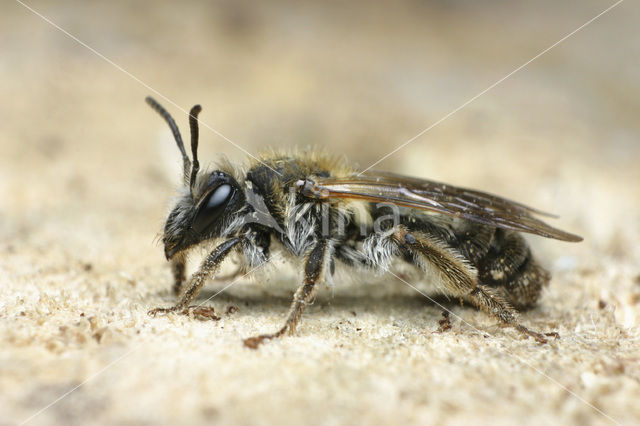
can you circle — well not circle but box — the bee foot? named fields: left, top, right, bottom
left=517, top=325, right=558, bottom=344
left=185, top=305, right=220, bottom=321
left=148, top=305, right=220, bottom=320
left=243, top=334, right=276, bottom=350
left=436, top=311, right=452, bottom=333
left=147, top=307, right=176, bottom=317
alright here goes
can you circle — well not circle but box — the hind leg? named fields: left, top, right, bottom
left=393, top=226, right=553, bottom=343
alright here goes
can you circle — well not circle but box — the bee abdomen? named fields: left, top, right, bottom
left=477, top=230, right=550, bottom=309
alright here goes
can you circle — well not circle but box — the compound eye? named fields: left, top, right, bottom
left=192, top=184, right=233, bottom=234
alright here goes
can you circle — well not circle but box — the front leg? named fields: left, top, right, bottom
left=172, top=254, right=245, bottom=296
left=149, top=237, right=243, bottom=318
left=170, top=254, right=187, bottom=295
left=244, top=239, right=330, bottom=349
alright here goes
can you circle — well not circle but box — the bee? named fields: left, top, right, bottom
left=145, top=96, right=582, bottom=349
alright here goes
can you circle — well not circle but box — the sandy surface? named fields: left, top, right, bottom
left=1, top=1, right=639, bottom=425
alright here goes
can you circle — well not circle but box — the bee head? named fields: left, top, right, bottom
left=146, top=97, right=246, bottom=259
left=162, top=171, right=245, bottom=259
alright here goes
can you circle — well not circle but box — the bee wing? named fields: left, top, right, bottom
left=300, top=171, right=582, bottom=242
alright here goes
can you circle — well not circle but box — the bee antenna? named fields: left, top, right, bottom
left=145, top=96, right=192, bottom=184
left=188, top=104, right=203, bottom=195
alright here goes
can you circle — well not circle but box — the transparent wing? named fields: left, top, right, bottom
left=298, top=171, right=582, bottom=242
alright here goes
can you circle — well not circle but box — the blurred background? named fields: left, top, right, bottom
left=1, top=1, right=639, bottom=425
left=1, top=0, right=639, bottom=265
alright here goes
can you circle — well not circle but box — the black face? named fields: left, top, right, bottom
left=163, top=171, right=245, bottom=259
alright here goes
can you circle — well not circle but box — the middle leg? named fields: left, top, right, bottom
left=243, top=239, right=331, bottom=349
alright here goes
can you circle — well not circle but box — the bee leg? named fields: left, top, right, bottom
left=172, top=253, right=242, bottom=298
left=244, top=240, right=329, bottom=349
left=170, top=255, right=187, bottom=295
left=394, top=227, right=551, bottom=344
left=148, top=237, right=243, bottom=318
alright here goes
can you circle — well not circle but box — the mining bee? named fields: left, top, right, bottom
left=145, top=96, right=582, bottom=348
